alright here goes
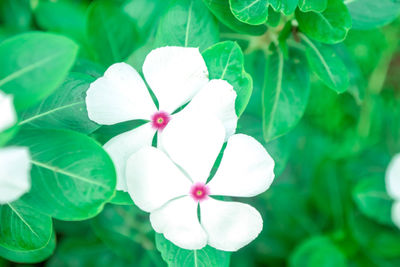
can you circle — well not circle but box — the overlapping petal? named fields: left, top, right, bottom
left=159, top=113, right=225, bottom=183
left=0, top=91, right=17, bottom=132
left=126, top=147, right=191, bottom=212
left=86, top=63, right=157, bottom=125
left=180, top=79, right=237, bottom=140
left=0, top=147, right=31, bottom=204
left=208, top=134, right=275, bottom=197
left=150, top=196, right=207, bottom=250
left=386, top=154, right=400, bottom=200
left=200, top=198, right=263, bottom=252
left=142, top=47, right=209, bottom=113
left=104, top=123, right=156, bottom=191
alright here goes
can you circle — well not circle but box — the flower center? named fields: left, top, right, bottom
left=190, top=183, right=209, bottom=202
left=151, top=111, right=170, bottom=131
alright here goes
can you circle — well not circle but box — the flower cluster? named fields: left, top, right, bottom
left=0, top=91, right=31, bottom=204
left=86, top=46, right=275, bottom=251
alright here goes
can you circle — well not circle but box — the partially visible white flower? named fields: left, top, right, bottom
left=0, top=147, right=31, bottom=204
left=386, top=154, right=400, bottom=228
left=0, top=90, right=17, bottom=132
left=125, top=114, right=275, bottom=251
left=86, top=46, right=237, bottom=192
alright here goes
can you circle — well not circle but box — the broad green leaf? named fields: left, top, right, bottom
left=47, top=237, right=134, bottom=267
left=109, top=191, right=134, bottom=205
left=91, top=204, right=162, bottom=265
left=10, top=129, right=116, bottom=221
left=19, top=73, right=99, bottom=134
left=34, top=0, right=87, bottom=43
left=229, top=0, right=269, bottom=25
left=289, top=236, right=347, bottom=267
left=0, top=32, right=78, bottom=110
left=353, top=176, right=393, bottom=226
left=86, top=1, right=138, bottom=66
left=298, top=0, right=327, bottom=12
left=0, top=199, right=54, bottom=263
left=202, top=0, right=267, bottom=35
left=300, top=34, right=349, bottom=93
left=202, top=41, right=253, bottom=116
left=262, top=46, right=310, bottom=142
left=295, top=0, right=352, bottom=44
left=155, top=234, right=231, bottom=267
left=155, top=0, right=219, bottom=51
left=269, top=0, right=298, bottom=15
left=346, top=0, right=400, bottom=30
left=0, top=0, right=32, bottom=31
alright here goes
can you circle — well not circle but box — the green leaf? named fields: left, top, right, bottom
left=300, top=34, right=349, bottom=93
left=295, top=0, right=352, bottom=44
left=10, top=129, right=116, bottom=221
left=0, top=32, right=78, bottom=110
left=262, top=46, right=310, bottom=142
left=289, top=236, right=347, bottom=267
left=298, top=0, right=327, bottom=12
left=86, top=1, right=138, bottom=66
left=155, top=0, right=219, bottom=51
left=0, top=0, right=32, bottom=31
left=269, top=0, right=298, bottom=15
left=202, top=0, right=267, bottom=35
left=346, top=0, right=400, bottom=30
left=202, top=41, right=253, bottom=116
left=353, top=176, right=393, bottom=226
left=0, top=199, right=54, bottom=263
left=18, top=73, right=99, bottom=134
left=229, top=0, right=269, bottom=25
left=155, top=234, right=231, bottom=267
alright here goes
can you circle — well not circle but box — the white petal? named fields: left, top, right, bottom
left=142, top=47, right=209, bottom=113
left=386, top=154, right=400, bottom=200
left=159, top=113, right=225, bottom=183
left=208, top=134, right=275, bottom=197
left=200, top=198, right=263, bottom=251
left=104, top=123, right=155, bottom=191
left=0, top=91, right=17, bottom=132
left=150, top=196, right=207, bottom=250
left=180, top=79, right=237, bottom=140
left=0, top=147, right=31, bottom=204
left=126, top=147, right=192, bottom=212
left=392, top=201, right=400, bottom=229
left=86, top=63, right=157, bottom=125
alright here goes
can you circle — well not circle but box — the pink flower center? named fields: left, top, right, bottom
left=151, top=111, right=170, bottom=131
left=190, top=183, right=210, bottom=202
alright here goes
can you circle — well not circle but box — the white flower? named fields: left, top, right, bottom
left=86, top=46, right=237, bottom=192
left=0, top=90, right=17, bottom=132
left=386, top=154, right=400, bottom=228
left=0, top=91, right=31, bottom=204
left=125, top=114, right=275, bottom=251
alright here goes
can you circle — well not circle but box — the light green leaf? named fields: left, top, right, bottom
left=155, top=0, right=219, bottom=51
left=269, top=0, right=298, bottom=15
left=202, top=41, right=253, bottom=116
left=300, top=34, right=349, bottom=93
left=86, top=1, right=138, bottom=66
left=19, top=72, right=99, bottom=134
left=353, top=176, right=393, bottom=226
left=155, top=234, right=231, bottom=267
left=202, top=0, right=267, bottom=35
left=295, top=0, right=352, bottom=44
left=298, top=0, right=327, bottom=12
left=10, top=129, right=116, bottom=221
left=0, top=199, right=54, bottom=263
left=262, top=46, right=310, bottom=142
left=346, top=0, right=400, bottom=30
left=289, top=236, right=347, bottom=267
left=229, top=0, right=269, bottom=25
left=0, top=32, right=78, bottom=110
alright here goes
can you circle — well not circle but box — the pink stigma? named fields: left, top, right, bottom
left=151, top=111, right=170, bottom=131
left=190, top=183, right=210, bottom=202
